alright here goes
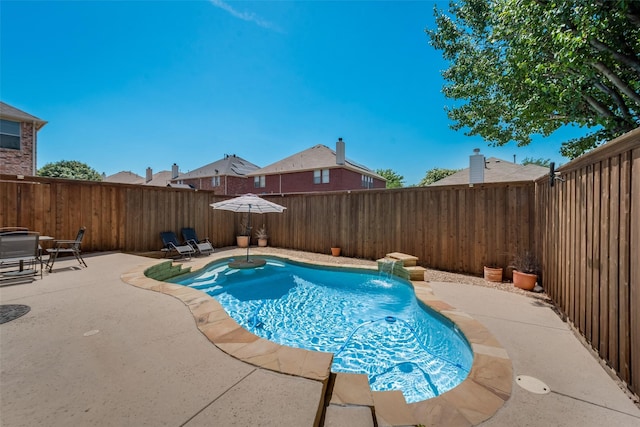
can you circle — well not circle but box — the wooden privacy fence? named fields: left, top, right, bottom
left=264, top=183, right=537, bottom=275
left=536, top=128, right=639, bottom=397
left=0, top=177, right=236, bottom=252
left=0, top=175, right=536, bottom=275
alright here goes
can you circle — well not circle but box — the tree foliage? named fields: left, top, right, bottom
left=376, top=169, right=405, bottom=188
left=38, top=160, right=102, bottom=181
left=418, top=168, right=460, bottom=186
left=428, top=0, right=640, bottom=159
left=521, top=157, right=551, bottom=167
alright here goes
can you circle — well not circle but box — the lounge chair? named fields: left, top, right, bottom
left=181, top=227, right=214, bottom=256
left=160, top=231, right=195, bottom=260
left=45, top=227, right=88, bottom=272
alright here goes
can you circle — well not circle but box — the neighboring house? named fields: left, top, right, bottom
left=104, top=164, right=190, bottom=187
left=247, top=138, right=386, bottom=194
left=0, top=101, right=47, bottom=176
left=102, top=171, right=145, bottom=184
left=171, top=154, right=260, bottom=195
left=428, top=149, right=548, bottom=186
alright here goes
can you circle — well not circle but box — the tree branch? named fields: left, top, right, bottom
left=583, top=93, right=615, bottom=118
left=592, top=81, right=633, bottom=120
left=589, top=39, right=640, bottom=76
left=591, top=61, right=640, bottom=106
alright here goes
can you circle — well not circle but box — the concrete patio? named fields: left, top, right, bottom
left=1, top=250, right=639, bottom=426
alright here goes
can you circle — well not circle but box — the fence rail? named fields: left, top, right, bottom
left=1, top=129, right=637, bottom=396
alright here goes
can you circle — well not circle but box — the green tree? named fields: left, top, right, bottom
left=418, top=168, right=460, bottom=186
left=428, top=0, right=640, bottom=159
left=38, top=160, right=102, bottom=181
left=376, top=169, right=404, bottom=188
left=521, top=157, right=551, bottom=168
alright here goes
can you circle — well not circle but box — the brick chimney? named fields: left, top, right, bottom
left=146, top=167, right=153, bottom=183
left=171, top=163, right=179, bottom=179
left=336, top=137, right=345, bottom=165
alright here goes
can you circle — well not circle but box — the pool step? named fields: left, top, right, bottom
left=405, top=266, right=427, bottom=281
left=323, top=373, right=417, bottom=427
left=325, top=373, right=375, bottom=426
left=324, top=405, right=374, bottom=427
left=144, top=260, right=191, bottom=281
left=372, top=391, right=417, bottom=426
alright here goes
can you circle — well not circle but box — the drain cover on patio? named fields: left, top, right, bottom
left=516, top=375, right=551, bottom=394
left=0, top=304, right=31, bottom=324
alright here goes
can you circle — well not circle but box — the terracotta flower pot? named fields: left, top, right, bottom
left=513, top=270, right=537, bottom=291
left=484, top=266, right=503, bottom=282
left=331, top=247, right=341, bottom=257
left=258, top=238, right=268, bottom=247
left=236, top=236, right=249, bottom=248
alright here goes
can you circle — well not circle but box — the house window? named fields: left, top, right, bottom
left=254, top=175, right=265, bottom=188
left=0, top=119, right=21, bottom=150
left=362, top=175, right=373, bottom=188
left=314, top=169, right=330, bottom=184
left=212, top=176, right=220, bottom=187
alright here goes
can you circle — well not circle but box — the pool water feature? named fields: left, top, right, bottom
left=170, top=257, right=473, bottom=403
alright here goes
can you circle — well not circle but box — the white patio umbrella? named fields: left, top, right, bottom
left=210, top=194, right=286, bottom=264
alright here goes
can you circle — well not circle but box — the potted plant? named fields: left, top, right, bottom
left=483, top=265, right=503, bottom=282
left=255, top=226, right=268, bottom=247
left=509, top=251, right=540, bottom=291
left=236, top=217, right=250, bottom=248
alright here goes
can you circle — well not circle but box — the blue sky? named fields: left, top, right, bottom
left=1, top=0, right=584, bottom=186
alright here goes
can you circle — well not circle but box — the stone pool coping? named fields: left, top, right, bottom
left=121, top=249, right=512, bottom=426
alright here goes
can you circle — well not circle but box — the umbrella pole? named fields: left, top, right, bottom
left=246, top=207, right=251, bottom=262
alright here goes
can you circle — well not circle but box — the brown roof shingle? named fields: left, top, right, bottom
left=248, top=144, right=384, bottom=179
left=428, top=157, right=548, bottom=186
left=175, top=154, right=259, bottom=180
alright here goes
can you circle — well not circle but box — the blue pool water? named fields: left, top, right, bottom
left=170, top=257, right=473, bottom=403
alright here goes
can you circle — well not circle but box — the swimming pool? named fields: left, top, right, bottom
left=170, top=257, right=473, bottom=403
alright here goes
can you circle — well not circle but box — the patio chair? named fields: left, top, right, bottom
left=45, top=227, right=88, bottom=272
left=160, top=231, right=195, bottom=260
left=181, top=227, right=214, bottom=256
left=0, top=232, right=43, bottom=283
left=0, top=227, right=29, bottom=235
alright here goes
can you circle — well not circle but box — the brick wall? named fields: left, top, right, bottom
left=254, top=168, right=386, bottom=194
left=0, top=122, right=35, bottom=175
